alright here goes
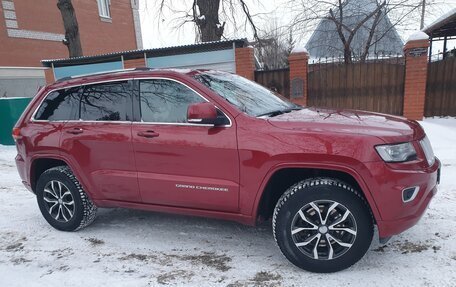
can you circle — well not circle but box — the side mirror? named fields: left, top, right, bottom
left=187, top=102, right=222, bottom=126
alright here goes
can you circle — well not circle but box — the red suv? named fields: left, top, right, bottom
left=14, top=69, right=440, bottom=272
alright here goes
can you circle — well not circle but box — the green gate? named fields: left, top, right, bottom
left=0, top=97, right=32, bottom=145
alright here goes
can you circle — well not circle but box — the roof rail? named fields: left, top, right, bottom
left=133, top=66, right=152, bottom=71
left=55, top=67, right=153, bottom=82
left=56, top=76, right=73, bottom=82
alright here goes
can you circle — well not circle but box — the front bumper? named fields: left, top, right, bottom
left=377, top=184, right=437, bottom=238
left=364, top=158, right=440, bottom=238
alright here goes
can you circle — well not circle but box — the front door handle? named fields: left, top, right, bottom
left=66, top=128, right=83, bottom=135
left=137, top=130, right=160, bottom=138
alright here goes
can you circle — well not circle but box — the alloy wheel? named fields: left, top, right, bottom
left=291, top=200, right=357, bottom=260
left=43, top=180, right=75, bottom=223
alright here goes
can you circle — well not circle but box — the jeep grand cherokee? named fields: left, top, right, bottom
left=13, top=69, right=440, bottom=273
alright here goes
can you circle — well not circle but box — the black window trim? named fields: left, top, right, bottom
left=31, top=78, right=134, bottom=124
left=79, top=80, right=133, bottom=122
left=30, top=77, right=232, bottom=128
left=32, top=86, right=82, bottom=122
left=132, top=77, right=232, bottom=128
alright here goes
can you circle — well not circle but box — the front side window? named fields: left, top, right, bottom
left=97, top=0, right=110, bottom=18
left=139, top=79, right=205, bottom=123
left=34, top=87, right=80, bottom=121
left=80, top=81, right=130, bottom=121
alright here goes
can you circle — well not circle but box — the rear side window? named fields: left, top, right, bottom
left=139, top=79, right=205, bottom=123
left=80, top=81, right=131, bottom=121
left=34, top=87, right=80, bottom=121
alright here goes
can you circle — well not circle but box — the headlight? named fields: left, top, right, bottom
left=420, top=136, right=435, bottom=166
left=375, top=142, right=417, bottom=162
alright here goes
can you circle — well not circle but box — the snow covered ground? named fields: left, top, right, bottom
left=0, top=118, right=455, bottom=287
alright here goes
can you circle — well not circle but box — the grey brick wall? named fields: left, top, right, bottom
left=7, top=29, right=64, bottom=42
left=3, top=10, right=16, bottom=20
left=1, top=0, right=14, bottom=10
left=5, top=19, right=17, bottom=28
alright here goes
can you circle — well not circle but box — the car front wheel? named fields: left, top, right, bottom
left=272, top=177, right=374, bottom=273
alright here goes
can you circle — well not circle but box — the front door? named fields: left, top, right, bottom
left=131, top=78, right=239, bottom=212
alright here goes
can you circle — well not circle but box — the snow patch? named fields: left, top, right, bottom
left=0, top=119, right=456, bottom=285
left=422, top=8, right=456, bottom=32
left=194, top=5, right=200, bottom=16
left=0, top=97, right=30, bottom=100
left=291, top=46, right=308, bottom=54
left=407, top=31, right=429, bottom=42
left=161, top=68, right=194, bottom=74
left=198, top=15, right=205, bottom=20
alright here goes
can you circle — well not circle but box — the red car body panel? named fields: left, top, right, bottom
left=60, top=121, right=141, bottom=203
left=132, top=123, right=240, bottom=212
left=14, top=70, right=440, bottom=239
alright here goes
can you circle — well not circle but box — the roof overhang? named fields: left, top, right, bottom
left=423, top=8, right=456, bottom=39
left=42, top=39, right=248, bottom=68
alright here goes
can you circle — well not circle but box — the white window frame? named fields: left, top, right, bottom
left=97, top=0, right=111, bottom=18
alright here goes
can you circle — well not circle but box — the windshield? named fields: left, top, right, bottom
left=193, top=71, right=299, bottom=117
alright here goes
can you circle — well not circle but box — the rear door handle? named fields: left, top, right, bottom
left=66, top=128, right=83, bottom=135
left=137, top=130, right=160, bottom=138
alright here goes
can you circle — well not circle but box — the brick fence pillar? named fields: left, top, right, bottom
left=403, top=31, right=430, bottom=120
left=235, top=47, right=255, bottom=80
left=44, top=68, right=55, bottom=85
left=288, top=48, right=309, bottom=106
left=123, top=56, right=147, bottom=69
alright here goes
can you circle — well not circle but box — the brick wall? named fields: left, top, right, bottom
left=235, top=47, right=255, bottom=80
left=0, top=0, right=139, bottom=67
left=44, top=68, right=54, bottom=85
left=288, top=51, right=309, bottom=106
left=123, top=57, right=146, bottom=69
left=403, top=38, right=429, bottom=120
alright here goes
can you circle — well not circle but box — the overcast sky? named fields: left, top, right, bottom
left=139, top=0, right=456, bottom=51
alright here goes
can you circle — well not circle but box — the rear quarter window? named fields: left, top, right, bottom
left=34, top=87, right=80, bottom=121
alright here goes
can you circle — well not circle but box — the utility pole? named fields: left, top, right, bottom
left=420, top=0, right=426, bottom=29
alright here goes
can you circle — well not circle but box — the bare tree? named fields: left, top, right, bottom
left=57, top=0, right=83, bottom=57
left=328, top=0, right=386, bottom=63
left=192, top=0, right=225, bottom=42
left=291, top=0, right=427, bottom=63
left=420, top=0, right=426, bottom=29
left=156, top=0, right=263, bottom=43
left=256, top=21, right=294, bottom=69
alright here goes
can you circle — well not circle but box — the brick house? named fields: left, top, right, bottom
left=0, top=0, right=142, bottom=97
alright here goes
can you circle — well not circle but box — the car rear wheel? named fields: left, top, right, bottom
left=272, top=178, right=373, bottom=273
left=36, top=166, right=97, bottom=231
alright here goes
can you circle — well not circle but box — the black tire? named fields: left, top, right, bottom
left=272, top=177, right=373, bottom=273
left=36, top=166, right=97, bottom=231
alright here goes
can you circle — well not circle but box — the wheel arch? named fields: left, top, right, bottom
left=30, top=156, right=69, bottom=193
left=29, top=155, right=90, bottom=197
left=253, top=163, right=381, bottom=224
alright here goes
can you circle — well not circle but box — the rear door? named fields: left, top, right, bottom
left=60, top=80, right=141, bottom=202
left=131, top=78, right=240, bottom=212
